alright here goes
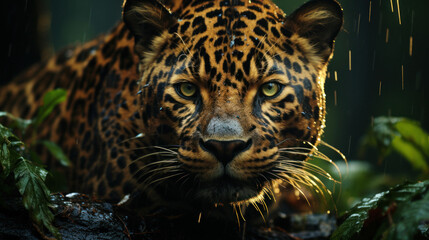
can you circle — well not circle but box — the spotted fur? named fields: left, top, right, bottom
left=0, top=0, right=342, bottom=220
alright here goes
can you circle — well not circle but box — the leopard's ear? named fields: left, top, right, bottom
left=123, top=0, right=177, bottom=58
left=285, top=0, right=343, bottom=63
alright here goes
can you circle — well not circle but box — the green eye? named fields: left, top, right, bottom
left=179, top=83, right=197, bottom=98
left=261, top=82, right=280, bottom=97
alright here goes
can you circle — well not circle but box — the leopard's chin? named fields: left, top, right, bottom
left=193, top=176, right=264, bottom=206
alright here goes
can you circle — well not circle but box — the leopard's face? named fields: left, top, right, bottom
left=124, top=0, right=342, bottom=206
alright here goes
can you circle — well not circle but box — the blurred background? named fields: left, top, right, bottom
left=2, top=0, right=428, bottom=213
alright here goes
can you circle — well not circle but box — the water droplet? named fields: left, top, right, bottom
left=135, top=133, right=144, bottom=138
left=230, top=35, right=236, bottom=47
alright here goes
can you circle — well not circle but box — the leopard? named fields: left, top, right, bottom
left=0, top=0, right=343, bottom=233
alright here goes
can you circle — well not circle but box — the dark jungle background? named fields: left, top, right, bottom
left=2, top=0, right=429, bottom=213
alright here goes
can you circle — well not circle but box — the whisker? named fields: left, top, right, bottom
left=149, top=146, right=179, bottom=155
left=176, top=173, right=190, bottom=185
left=237, top=203, right=246, bottom=222
left=276, top=137, right=300, bottom=146
left=173, top=32, right=191, bottom=55
left=138, top=165, right=180, bottom=177
left=130, top=151, right=176, bottom=163
left=282, top=178, right=312, bottom=205
left=144, top=172, right=186, bottom=188
left=251, top=201, right=265, bottom=222
left=232, top=204, right=241, bottom=228
left=276, top=159, right=339, bottom=183
left=275, top=138, right=345, bottom=212
left=126, top=146, right=179, bottom=152
left=319, top=140, right=348, bottom=168
left=274, top=167, right=333, bottom=206
left=131, top=158, right=178, bottom=178
left=279, top=149, right=336, bottom=167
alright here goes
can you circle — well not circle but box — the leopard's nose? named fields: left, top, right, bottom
left=200, top=139, right=252, bottom=165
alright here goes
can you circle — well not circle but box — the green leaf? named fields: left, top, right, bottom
left=392, top=136, right=428, bottom=171
left=0, top=122, right=16, bottom=139
left=395, top=119, right=429, bottom=157
left=0, top=111, right=33, bottom=132
left=331, top=191, right=388, bottom=240
left=14, top=157, right=61, bottom=239
left=386, top=195, right=429, bottom=240
left=0, top=124, right=25, bottom=177
left=1, top=109, right=64, bottom=238
left=361, top=116, right=429, bottom=172
left=33, top=89, right=67, bottom=127
left=1, top=143, right=11, bottom=176
left=332, top=181, right=429, bottom=240
left=40, top=140, right=71, bottom=167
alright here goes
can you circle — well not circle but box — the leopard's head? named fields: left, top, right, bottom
left=123, top=0, right=343, bottom=208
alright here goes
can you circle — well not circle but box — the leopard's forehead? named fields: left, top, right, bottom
left=155, top=0, right=316, bottom=94
left=175, top=0, right=286, bottom=38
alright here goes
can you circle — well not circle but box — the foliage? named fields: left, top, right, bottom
left=330, top=116, right=429, bottom=239
left=0, top=112, right=32, bottom=132
left=331, top=180, right=429, bottom=240
left=33, top=89, right=68, bottom=128
left=0, top=89, right=68, bottom=239
left=361, top=117, right=429, bottom=173
left=39, top=140, right=70, bottom=167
